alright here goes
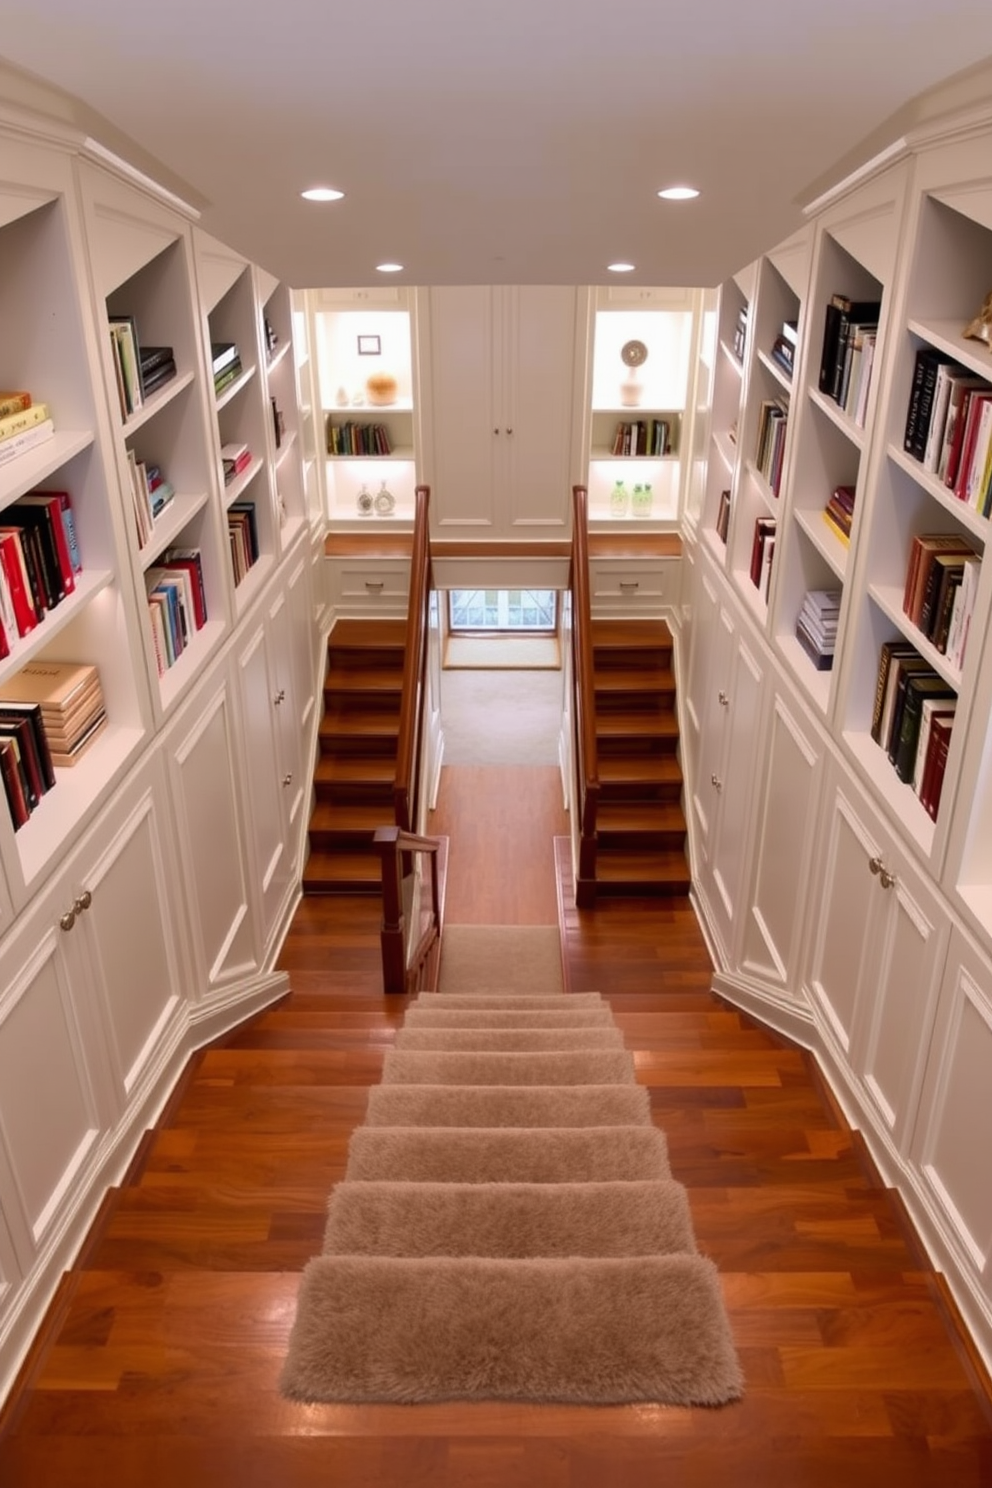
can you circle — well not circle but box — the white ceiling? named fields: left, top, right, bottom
left=2, top=3, right=992, bottom=290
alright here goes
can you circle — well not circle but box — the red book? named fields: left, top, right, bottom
left=0, top=530, right=39, bottom=636
left=0, top=737, right=29, bottom=829
left=920, top=715, right=954, bottom=820
left=950, top=390, right=992, bottom=498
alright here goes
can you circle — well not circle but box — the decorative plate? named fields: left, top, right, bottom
left=374, top=488, right=396, bottom=516
left=357, top=488, right=374, bottom=515
left=621, top=338, right=649, bottom=367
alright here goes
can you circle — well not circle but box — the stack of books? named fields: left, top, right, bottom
left=146, top=547, right=207, bottom=676
left=871, top=641, right=958, bottom=817
left=733, top=305, right=748, bottom=362
left=770, top=319, right=797, bottom=378
left=818, top=295, right=881, bottom=424
left=902, top=533, right=980, bottom=660
left=822, top=483, right=855, bottom=545
left=0, top=490, right=81, bottom=652
left=0, top=391, right=55, bottom=469
left=325, top=421, right=393, bottom=457
left=221, top=441, right=251, bottom=485
left=903, top=353, right=992, bottom=511
left=126, top=450, right=175, bottom=548
left=227, top=502, right=259, bottom=587
left=755, top=398, right=789, bottom=495
left=795, top=589, right=841, bottom=671
left=750, top=515, right=776, bottom=598
left=0, top=678, right=56, bottom=830
left=109, top=316, right=176, bottom=419
left=212, top=342, right=242, bottom=397
left=0, top=659, right=106, bottom=772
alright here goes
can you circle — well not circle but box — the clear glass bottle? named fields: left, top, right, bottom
left=610, top=479, right=629, bottom=517
left=374, top=480, right=395, bottom=516
left=633, top=481, right=653, bottom=515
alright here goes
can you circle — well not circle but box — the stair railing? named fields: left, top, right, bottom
left=394, top=483, right=432, bottom=836
left=375, top=826, right=443, bottom=994
left=571, top=484, right=599, bottom=904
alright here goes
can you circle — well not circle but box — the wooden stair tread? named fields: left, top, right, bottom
left=327, top=617, right=409, bottom=649
left=597, top=800, right=686, bottom=831
left=308, top=801, right=395, bottom=834
left=324, top=667, right=404, bottom=694
left=595, top=712, right=679, bottom=739
left=598, top=755, right=683, bottom=785
left=314, top=757, right=397, bottom=785
left=302, top=850, right=383, bottom=891
left=593, top=668, right=675, bottom=693
left=590, top=619, right=673, bottom=647
left=594, top=849, right=692, bottom=888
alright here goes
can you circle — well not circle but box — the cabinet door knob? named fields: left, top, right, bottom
left=710, top=773, right=722, bottom=791
left=868, top=855, right=883, bottom=876
left=282, top=773, right=293, bottom=786
left=59, top=909, right=76, bottom=932
left=273, top=689, right=286, bottom=705
left=74, top=890, right=92, bottom=914
left=879, top=867, right=897, bottom=890
left=493, top=427, right=500, bottom=436
left=506, top=427, right=513, bottom=435
left=718, top=690, right=729, bottom=705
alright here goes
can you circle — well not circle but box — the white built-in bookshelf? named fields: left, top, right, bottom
left=585, top=291, right=695, bottom=527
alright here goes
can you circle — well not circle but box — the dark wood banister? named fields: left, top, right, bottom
left=374, top=826, right=442, bottom=995
left=394, top=483, right=432, bottom=834
left=571, top=484, right=600, bottom=904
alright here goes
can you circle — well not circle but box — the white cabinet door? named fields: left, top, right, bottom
left=708, top=630, right=764, bottom=953
left=501, top=286, right=577, bottom=533
left=686, top=569, right=733, bottom=867
left=236, top=614, right=294, bottom=950
left=164, top=674, right=257, bottom=994
left=741, top=685, right=823, bottom=999
left=426, top=286, right=499, bottom=531
left=425, top=286, right=577, bottom=536
left=910, top=925, right=992, bottom=1310
left=805, top=759, right=950, bottom=1150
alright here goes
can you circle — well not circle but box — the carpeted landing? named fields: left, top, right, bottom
left=280, top=966, right=743, bottom=1407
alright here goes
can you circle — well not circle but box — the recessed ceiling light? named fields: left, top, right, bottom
left=608, top=262, right=635, bottom=273
left=301, top=187, right=344, bottom=202
left=657, top=186, right=699, bottom=201
left=376, top=262, right=404, bottom=273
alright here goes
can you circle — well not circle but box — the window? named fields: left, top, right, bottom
left=447, top=589, right=557, bottom=634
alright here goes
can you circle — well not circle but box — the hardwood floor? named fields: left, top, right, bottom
left=1, top=764, right=991, bottom=1487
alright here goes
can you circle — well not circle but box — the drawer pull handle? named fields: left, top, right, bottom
left=365, top=581, right=385, bottom=592
left=619, top=581, right=639, bottom=591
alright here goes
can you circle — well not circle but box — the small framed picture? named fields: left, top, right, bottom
left=357, top=334, right=381, bottom=356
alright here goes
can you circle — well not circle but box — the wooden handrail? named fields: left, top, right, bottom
left=394, top=484, right=432, bottom=835
left=571, top=485, right=600, bottom=902
left=374, top=825, right=443, bottom=995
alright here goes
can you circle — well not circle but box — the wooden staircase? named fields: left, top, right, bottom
left=302, top=617, right=407, bottom=895
left=590, top=618, right=690, bottom=896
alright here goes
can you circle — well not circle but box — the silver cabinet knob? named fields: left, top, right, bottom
left=74, top=890, right=92, bottom=914
left=60, top=909, right=75, bottom=932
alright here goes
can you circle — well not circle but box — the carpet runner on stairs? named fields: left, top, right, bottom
left=280, top=982, right=743, bottom=1406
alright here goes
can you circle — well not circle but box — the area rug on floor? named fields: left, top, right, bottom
left=438, top=924, right=564, bottom=995
left=439, top=666, right=563, bottom=765
left=443, top=636, right=560, bottom=669
left=280, top=969, right=743, bottom=1407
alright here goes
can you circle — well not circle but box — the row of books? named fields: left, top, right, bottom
left=212, top=341, right=243, bottom=398
left=109, top=316, right=176, bottom=420
left=228, top=503, right=259, bottom=588
left=749, top=515, right=776, bottom=600
left=795, top=588, right=840, bottom=672
left=902, top=533, right=979, bottom=670
left=818, top=295, right=881, bottom=427
left=0, top=660, right=107, bottom=831
left=715, top=488, right=731, bottom=544
left=609, top=418, right=672, bottom=458
left=871, top=641, right=957, bottom=819
left=0, top=490, right=81, bottom=656
left=146, top=548, right=208, bottom=678
left=222, top=442, right=252, bottom=485
left=732, top=305, right=748, bottom=363
left=754, top=397, right=788, bottom=496
left=126, top=449, right=174, bottom=549
left=822, top=483, right=855, bottom=546
left=903, top=351, right=992, bottom=514
left=325, top=420, right=393, bottom=457
left=0, top=390, right=56, bottom=469
left=769, top=319, right=797, bottom=379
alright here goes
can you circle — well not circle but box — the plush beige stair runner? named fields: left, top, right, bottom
left=280, top=928, right=743, bottom=1406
